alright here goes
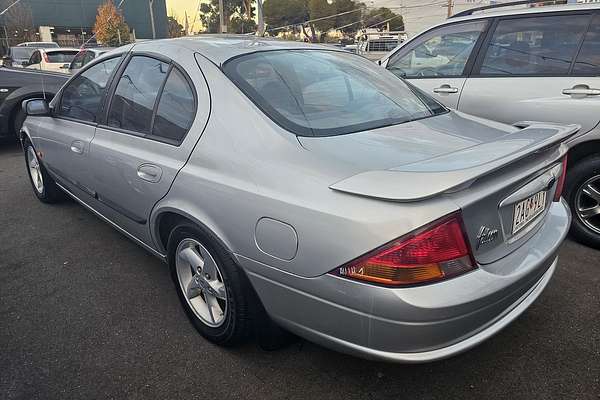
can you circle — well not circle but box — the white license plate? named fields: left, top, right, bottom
left=512, top=191, right=547, bottom=234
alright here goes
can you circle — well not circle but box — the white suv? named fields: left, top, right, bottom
left=381, top=1, right=600, bottom=248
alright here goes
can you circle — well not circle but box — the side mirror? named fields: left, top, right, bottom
left=60, top=63, right=69, bottom=69
left=23, top=99, right=50, bottom=116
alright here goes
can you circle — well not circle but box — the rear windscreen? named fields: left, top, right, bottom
left=47, top=51, right=78, bottom=63
left=223, top=49, right=446, bottom=136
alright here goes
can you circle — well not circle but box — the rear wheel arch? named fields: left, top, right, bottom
left=154, top=210, right=234, bottom=258
left=568, top=140, right=600, bottom=167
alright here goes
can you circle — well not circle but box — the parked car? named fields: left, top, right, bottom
left=68, top=47, right=115, bottom=74
left=1, top=47, right=36, bottom=68
left=381, top=1, right=600, bottom=249
left=17, top=41, right=59, bottom=48
left=25, top=48, right=79, bottom=73
left=20, top=37, right=574, bottom=362
left=0, top=66, right=68, bottom=139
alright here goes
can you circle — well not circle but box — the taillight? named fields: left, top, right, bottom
left=43, top=52, right=49, bottom=63
left=553, top=154, right=568, bottom=202
left=331, top=213, right=476, bottom=287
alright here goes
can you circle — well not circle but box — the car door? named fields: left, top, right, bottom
left=458, top=12, right=600, bottom=135
left=383, top=20, right=489, bottom=108
left=88, top=52, right=209, bottom=245
left=35, top=56, right=123, bottom=197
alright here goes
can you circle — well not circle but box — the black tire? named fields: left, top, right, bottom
left=167, top=224, right=252, bottom=346
left=23, top=139, right=64, bottom=203
left=565, top=155, right=600, bottom=249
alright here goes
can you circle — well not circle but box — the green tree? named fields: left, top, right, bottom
left=200, top=0, right=255, bottom=33
left=263, top=0, right=309, bottom=33
left=93, top=0, right=130, bottom=46
left=230, top=16, right=257, bottom=34
left=167, top=16, right=185, bottom=38
left=364, top=7, right=404, bottom=31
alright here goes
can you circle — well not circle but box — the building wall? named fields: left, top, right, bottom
left=24, top=0, right=168, bottom=39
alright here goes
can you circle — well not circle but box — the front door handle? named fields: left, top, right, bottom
left=137, top=164, right=162, bottom=183
left=562, top=84, right=600, bottom=96
left=70, top=140, right=84, bottom=154
left=433, top=84, right=459, bottom=94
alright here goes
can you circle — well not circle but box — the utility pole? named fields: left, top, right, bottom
left=218, top=0, right=225, bottom=33
left=149, top=0, right=156, bottom=39
left=256, top=0, right=264, bottom=36
left=447, top=0, right=453, bottom=18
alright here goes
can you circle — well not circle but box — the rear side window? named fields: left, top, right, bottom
left=573, top=14, right=600, bottom=75
left=478, top=14, right=589, bottom=76
left=70, top=51, right=86, bottom=69
left=59, top=57, right=121, bottom=122
left=46, top=51, right=78, bottom=63
left=152, top=68, right=196, bottom=143
left=108, top=56, right=169, bottom=134
left=224, top=50, right=446, bottom=136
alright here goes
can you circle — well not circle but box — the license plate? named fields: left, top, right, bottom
left=512, top=191, right=547, bottom=234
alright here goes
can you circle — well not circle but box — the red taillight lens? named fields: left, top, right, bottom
left=553, top=155, right=568, bottom=202
left=332, top=214, right=476, bottom=287
left=43, top=52, right=49, bottom=63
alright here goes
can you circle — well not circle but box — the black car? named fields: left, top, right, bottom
left=1, top=47, right=36, bottom=68
left=0, top=66, right=68, bottom=139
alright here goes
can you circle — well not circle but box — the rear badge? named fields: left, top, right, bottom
left=476, top=226, right=499, bottom=249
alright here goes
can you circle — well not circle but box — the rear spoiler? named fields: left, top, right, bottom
left=329, top=123, right=579, bottom=202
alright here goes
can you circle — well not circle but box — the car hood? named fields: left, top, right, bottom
left=298, top=111, right=579, bottom=201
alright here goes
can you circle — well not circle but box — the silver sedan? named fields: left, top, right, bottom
left=20, top=36, right=576, bottom=362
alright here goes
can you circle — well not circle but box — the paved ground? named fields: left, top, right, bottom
left=0, top=142, right=598, bottom=400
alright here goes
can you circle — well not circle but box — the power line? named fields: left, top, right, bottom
left=267, top=8, right=361, bottom=32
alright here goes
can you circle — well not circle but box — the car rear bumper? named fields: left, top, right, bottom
left=239, top=200, right=570, bottom=363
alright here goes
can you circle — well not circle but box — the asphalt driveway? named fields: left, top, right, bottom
left=1, top=142, right=598, bottom=400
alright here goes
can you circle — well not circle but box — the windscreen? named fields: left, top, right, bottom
left=223, top=50, right=446, bottom=136
left=47, top=51, right=78, bottom=63
left=10, top=47, right=35, bottom=59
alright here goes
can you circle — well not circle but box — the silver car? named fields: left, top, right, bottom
left=20, top=36, right=575, bottom=362
left=380, top=2, right=600, bottom=249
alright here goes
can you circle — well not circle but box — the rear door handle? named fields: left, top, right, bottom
left=433, top=84, right=459, bottom=94
left=70, top=140, right=84, bottom=154
left=562, top=85, right=600, bottom=96
left=136, top=164, right=162, bottom=183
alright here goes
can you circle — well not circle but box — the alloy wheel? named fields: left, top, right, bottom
left=26, top=146, right=44, bottom=194
left=175, top=238, right=228, bottom=327
left=575, top=175, right=600, bottom=235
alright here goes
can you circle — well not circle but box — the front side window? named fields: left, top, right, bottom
left=224, top=50, right=446, bottom=136
left=478, top=14, right=589, bottom=76
left=387, top=21, right=486, bottom=78
left=107, top=56, right=169, bottom=134
left=572, top=15, right=600, bottom=75
left=59, top=57, right=121, bottom=122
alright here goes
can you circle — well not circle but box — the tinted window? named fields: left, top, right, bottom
left=479, top=15, right=589, bottom=75
left=59, top=57, right=121, bottom=122
left=10, top=47, right=35, bottom=59
left=223, top=50, right=446, bottom=137
left=46, top=51, right=78, bottom=63
left=83, top=51, right=96, bottom=66
left=387, top=21, right=486, bottom=78
left=108, top=56, right=169, bottom=134
left=29, top=51, right=40, bottom=64
left=152, top=68, right=195, bottom=143
left=573, top=15, right=600, bottom=75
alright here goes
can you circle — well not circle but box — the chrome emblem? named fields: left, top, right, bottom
left=476, top=226, right=499, bottom=249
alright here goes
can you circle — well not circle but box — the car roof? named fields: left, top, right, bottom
left=136, top=35, right=343, bottom=66
left=447, top=3, right=600, bottom=24
left=41, top=48, right=80, bottom=53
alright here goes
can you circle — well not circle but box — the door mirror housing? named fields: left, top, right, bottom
left=23, top=99, right=51, bottom=116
